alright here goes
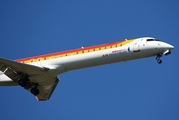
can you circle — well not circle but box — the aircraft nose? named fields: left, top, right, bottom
left=167, top=44, right=174, bottom=50
left=161, top=42, right=174, bottom=50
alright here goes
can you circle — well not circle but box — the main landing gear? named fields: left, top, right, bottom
left=18, top=78, right=27, bottom=87
left=18, top=77, right=39, bottom=96
left=30, top=86, right=39, bottom=96
left=156, top=54, right=162, bottom=64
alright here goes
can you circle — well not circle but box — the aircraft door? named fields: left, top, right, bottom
left=133, top=40, right=140, bottom=52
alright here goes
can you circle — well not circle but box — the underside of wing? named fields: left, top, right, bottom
left=0, top=57, right=59, bottom=101
left=0, top=57, right=47, bottom=75
left=35, top=77, right=59, bottom=101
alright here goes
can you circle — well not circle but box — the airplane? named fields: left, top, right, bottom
left=0, top=37, right=174, bottom=101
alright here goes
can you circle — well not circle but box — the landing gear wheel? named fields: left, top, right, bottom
left=31, top=87, right=39, bottom=96
left=156, top=54, right=162, bottom=64
left=18, top=79, right=27, bottom=87
left=157, top=59, right=162, bottom=64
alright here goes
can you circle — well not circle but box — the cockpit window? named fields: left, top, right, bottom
left=147, top=39, right=161, bottom=42
left=147, top=39, right=154, bottom=41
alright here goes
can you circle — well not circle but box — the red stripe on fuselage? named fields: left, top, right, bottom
left=16, top=41, right=124, bottom=62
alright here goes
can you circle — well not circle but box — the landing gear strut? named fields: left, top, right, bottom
left=156, top=54, right=162, bottom=64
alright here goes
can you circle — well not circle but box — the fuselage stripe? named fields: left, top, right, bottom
left=16, top=40, right=134, bottom=63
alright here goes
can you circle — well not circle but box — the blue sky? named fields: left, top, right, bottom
left=0, top=0, right=178, bottom=120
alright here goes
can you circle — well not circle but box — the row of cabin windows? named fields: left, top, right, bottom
left=25, top=44, right=123, bottom=63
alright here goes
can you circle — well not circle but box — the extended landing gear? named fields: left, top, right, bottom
left=18, top=78, right=27, bottom=87
left=18, top=77, right=39, bottom=96
left=157, top=59, right=162, bottom=64
left=31, top=87, right=39, bottom=96
left=156, top=54, right=162, bottom=64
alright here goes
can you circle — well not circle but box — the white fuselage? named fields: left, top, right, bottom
left=27, top=37, right=173, bottom=75
left=0, top=37, right=174, bottom=85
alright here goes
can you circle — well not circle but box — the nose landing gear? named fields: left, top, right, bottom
left=157, top=59, right=162, bottom=64
left=156, top=54, right=162, bottom=64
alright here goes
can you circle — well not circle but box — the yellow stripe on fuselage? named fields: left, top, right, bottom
left=16, top=39, right=134, bottom=64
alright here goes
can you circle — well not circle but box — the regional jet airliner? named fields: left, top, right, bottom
left=0, top=37, right=174, bottom=101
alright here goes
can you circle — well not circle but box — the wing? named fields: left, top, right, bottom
left=35, top=77, right=59, bottom=101
left=0, top=57, right=59, bottom=101
left=0, top=57, right=47, bottom=76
